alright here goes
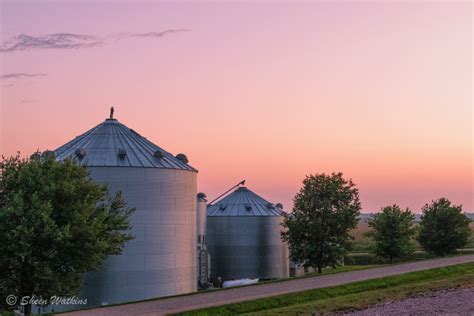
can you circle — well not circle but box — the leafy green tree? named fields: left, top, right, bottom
left=366, top=205, right=415, bottom=263
left=282, top=173, right=361, bottom=274
left=417, top=198, right=471, bottom=256
left=0, top=153, right=134, bottom=315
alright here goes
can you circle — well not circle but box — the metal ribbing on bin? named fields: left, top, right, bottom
left=207, top=186, right=289, bottom=281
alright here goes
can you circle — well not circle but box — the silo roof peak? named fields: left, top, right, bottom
left=54, top=118, right=197, bottom=171
left=207, top=186, right=284, bottom=217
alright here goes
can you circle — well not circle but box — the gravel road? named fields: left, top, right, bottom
left=344, top=287, right=474, bottom=315
left=62, top=255, right=474, bottom=316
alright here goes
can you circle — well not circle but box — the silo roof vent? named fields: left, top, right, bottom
left=154, top=150, right=164, bottom=159
left=175, top=153, right=189, bottom=164
left=275, top=203, right=283, bottom=209
left=75, top=148, right=87, bottom=159
left=245, top=203, right=252, bottom=212
left=266, top=202, right=275, bottom=209
left=197, top=193, right=207, bottom=202
left=117, top=148, right=127, bottom=159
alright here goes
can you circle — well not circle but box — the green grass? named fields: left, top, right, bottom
left=346, top=249, right=474, bottom=265
left=267, top=264, right=380, bottom=282
left=346, top=251, right=435, bottom=265
left=175, top=263, right=474, bottom=315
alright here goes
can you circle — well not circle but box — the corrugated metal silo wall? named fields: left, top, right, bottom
left=81, top=167, right=197, bottom=306
left=207, top=216, right=289, bottom=281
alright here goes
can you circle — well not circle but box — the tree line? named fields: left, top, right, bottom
left=282, top=173, right=472, bottom=272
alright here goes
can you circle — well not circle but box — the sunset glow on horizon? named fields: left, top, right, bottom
left=1, top=1, right=472, bottom=212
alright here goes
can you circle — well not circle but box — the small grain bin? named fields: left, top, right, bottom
left=54, top=115, right=198, bottom=306
left=207, top=186, right=289, bottom=281
left=196, top=193, right=210, bottom=288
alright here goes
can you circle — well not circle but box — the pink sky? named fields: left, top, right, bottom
left=1, top=1, right=472, bottom=212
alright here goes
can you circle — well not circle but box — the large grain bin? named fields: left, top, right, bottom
left=54, top=115, right=198, bottom=306
left=207, top=186, right=289, bottom=281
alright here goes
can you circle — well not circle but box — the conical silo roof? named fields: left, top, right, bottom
left=207, top=187, right=284, bottom=217
left=54, top=117, right=197, bottom=171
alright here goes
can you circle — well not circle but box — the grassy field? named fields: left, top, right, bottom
left=175, top=263, right=474, bottom=315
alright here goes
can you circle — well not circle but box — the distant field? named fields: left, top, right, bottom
left=350, top=221, right=370, bottom=241
left=468, top=222, right=474, bottom=248
left=350, top=221, right=373, bottom=252
left=349, top=220, right=474, bottom=257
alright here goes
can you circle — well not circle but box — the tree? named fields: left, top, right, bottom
left=417, top=198, right=471, bottom=256
left=366, top=205, right=415, bottom=263
left=281, top=173, right=361, bottom=274
left=0, top=153, right=134, bottom=315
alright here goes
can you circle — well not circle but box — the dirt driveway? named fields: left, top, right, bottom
left=63, top=255, right=474, bottom=316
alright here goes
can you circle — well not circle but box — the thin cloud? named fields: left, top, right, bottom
left=1, top=29, right=190, bottom=53
left=128, top=29, right=191, bottom=38
left=3, top=84, right=15, bottom=88
left=0, top=33, right=103, bottom=53
left=1, top=73, right=47, bottom=79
